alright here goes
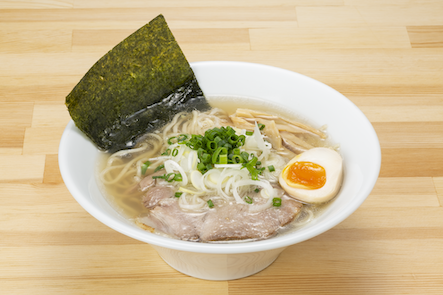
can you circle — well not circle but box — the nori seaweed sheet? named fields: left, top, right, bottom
left=66, top=14, right=210, bottom=152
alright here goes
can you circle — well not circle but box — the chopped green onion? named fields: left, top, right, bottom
left=207, top=141, right=217, bottom=151
left=161, top=149, right=170, bottom=156
left=165, top=173, right=176, bottom=182
left=241, top=151, right=250, bottom=162
left=154, top=173, right=182, bottom=183
left=238, top=135, right=246, bottom=145
left=167, top=137, right=176, bottom=145
left=177, top=134, right=188, bottom=142
left=154, top=164, right=164, bottom=172
left=231, top=154, right=243, bottom=164
left=212, top=147, right=227, bottom=164
left=173, top=173, right=183, bottom=182
left=201, top=153, right=211, bottom=164
left=219, top=154, right=228, bottom=164
left=243, top=156, right=260, bottom=180
left=254, top=188, right=260, bottom=193
left=207, top=199, right=214, bottom=208
left=170, top=125, right=253, bottom=174
left=268, top=165, right=275, bottom=172
left=273, top=198, right=282, bottom=207
left=245, top=131, right=253, bottom=136
left=244, top=196, right=253, bottom=204
left=228, top=134, right=238, bottom=144
left=141, top=161, right=151, bottom=175
left=197, top=162, right=206, bottom=172
left=258, top=123, right=265, bottom=130
left=172, top=148, right=179, bottom=157
left=175, top=192, right=183, bottom=198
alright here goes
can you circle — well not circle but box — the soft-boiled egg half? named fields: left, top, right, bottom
left=279, top=147, right=343, bottom=203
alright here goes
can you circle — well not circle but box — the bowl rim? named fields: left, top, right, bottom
left=59, top=60, right=381, bottom=254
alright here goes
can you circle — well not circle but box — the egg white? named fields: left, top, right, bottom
left=279, top=147, right=343, bottom=203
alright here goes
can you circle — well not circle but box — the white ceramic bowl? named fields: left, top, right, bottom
left=59, top=61, right=381, bottom=280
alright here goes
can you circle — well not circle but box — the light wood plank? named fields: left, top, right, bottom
left=0, top=155, right=45, bottom=183
left=0, top=147, right=23, bottom=155
left=31, top=103, right=70, bottom=128
left=265, top=239, right=443, bottom=275
left=0, top=102, right=34, bottom=127
left=296, top=6, right=367, bottom=27
left=250, top=27, right=400, bottom=49
left=0, top=183, right=76, bottom=208
left=433, top=177, right=443, bottom=206
left=0, top=7, right=297, bottom=23
left=337, top=207, right=443, bottom=229
left=363, top=177, right=440, bottom=208
left=0, top=75, right=77, bottom=103
left=408, top=25, right=443, bottom=48
left=23, top=127, right=66, bottom=155
left=0, top=211, right=108, bottom=232
left=0, top=277, right=229, bottom=295
left=0, top=127, right=26, bottom=148
left=347, top=94, right=443, bottom=106
left=373, top=122, right=443, bottom=149
left=360, top=105, right=443, bottom=122
left=0, top=30, right=72, bottom=53
left=379, top=148, right=443, bottom=177
left=43, top=154, right=64, bottom=184
left=74, top=0, right=342, bottom=8
left=356, top=3, right=443, bottom=26
left=371, top=26, right=412, bottom=48
left=230, top=274, right=443, bottom=295
left=0, top=0, right=73, bottom=9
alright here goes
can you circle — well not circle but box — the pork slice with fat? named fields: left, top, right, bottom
left=138, top=198, right=204, bottom=242
left=200, top=195, right=303, bottom=242
left=142, top=185, right=175, bottom=209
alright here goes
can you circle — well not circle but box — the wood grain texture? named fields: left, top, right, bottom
left=408, top=26, right=443, bottom=48
left=1, top=0, right=442, bottom=294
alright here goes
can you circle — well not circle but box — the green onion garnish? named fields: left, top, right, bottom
left=165, top=173, right=176, bottom=182
left=244, top=196, right=253, bottom=204
left=153, top=173, right=182, bottom=183
left=268, top=165, right=275, bottom=172
left=154, top=164, right=164, bottom=172
left=254, top=188, right=260, bottom=193
left=244, top=156, right=260, bottom=180
left=141, top=161, right=151, bottom=175
left=258, top=123, right=265, bottom=130
left=272, top=198, right=282, bottom=207
left=167, top=137, right=176, bottom=145
left=175, top=192, right=183, bottom=198
left=219, top=154, right=228, bottom=164
left=163, top=126, right=260, bottom=176
left=207, top=199, right=214, bottom=208
left=177, top=134, right=188, bottom=142
left=245, top=131, right=253, bottom=136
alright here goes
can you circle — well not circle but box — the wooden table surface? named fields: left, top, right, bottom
left=1, top=1, right=443, bottom=294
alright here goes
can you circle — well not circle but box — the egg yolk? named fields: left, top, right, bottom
left=285, top=161, right=326, bottom=189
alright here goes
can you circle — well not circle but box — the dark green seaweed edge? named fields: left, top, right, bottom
left=65, top=14, right=210, bottom=152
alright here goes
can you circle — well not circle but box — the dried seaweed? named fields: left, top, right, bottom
left=66, top=14, right=210, bottom=151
